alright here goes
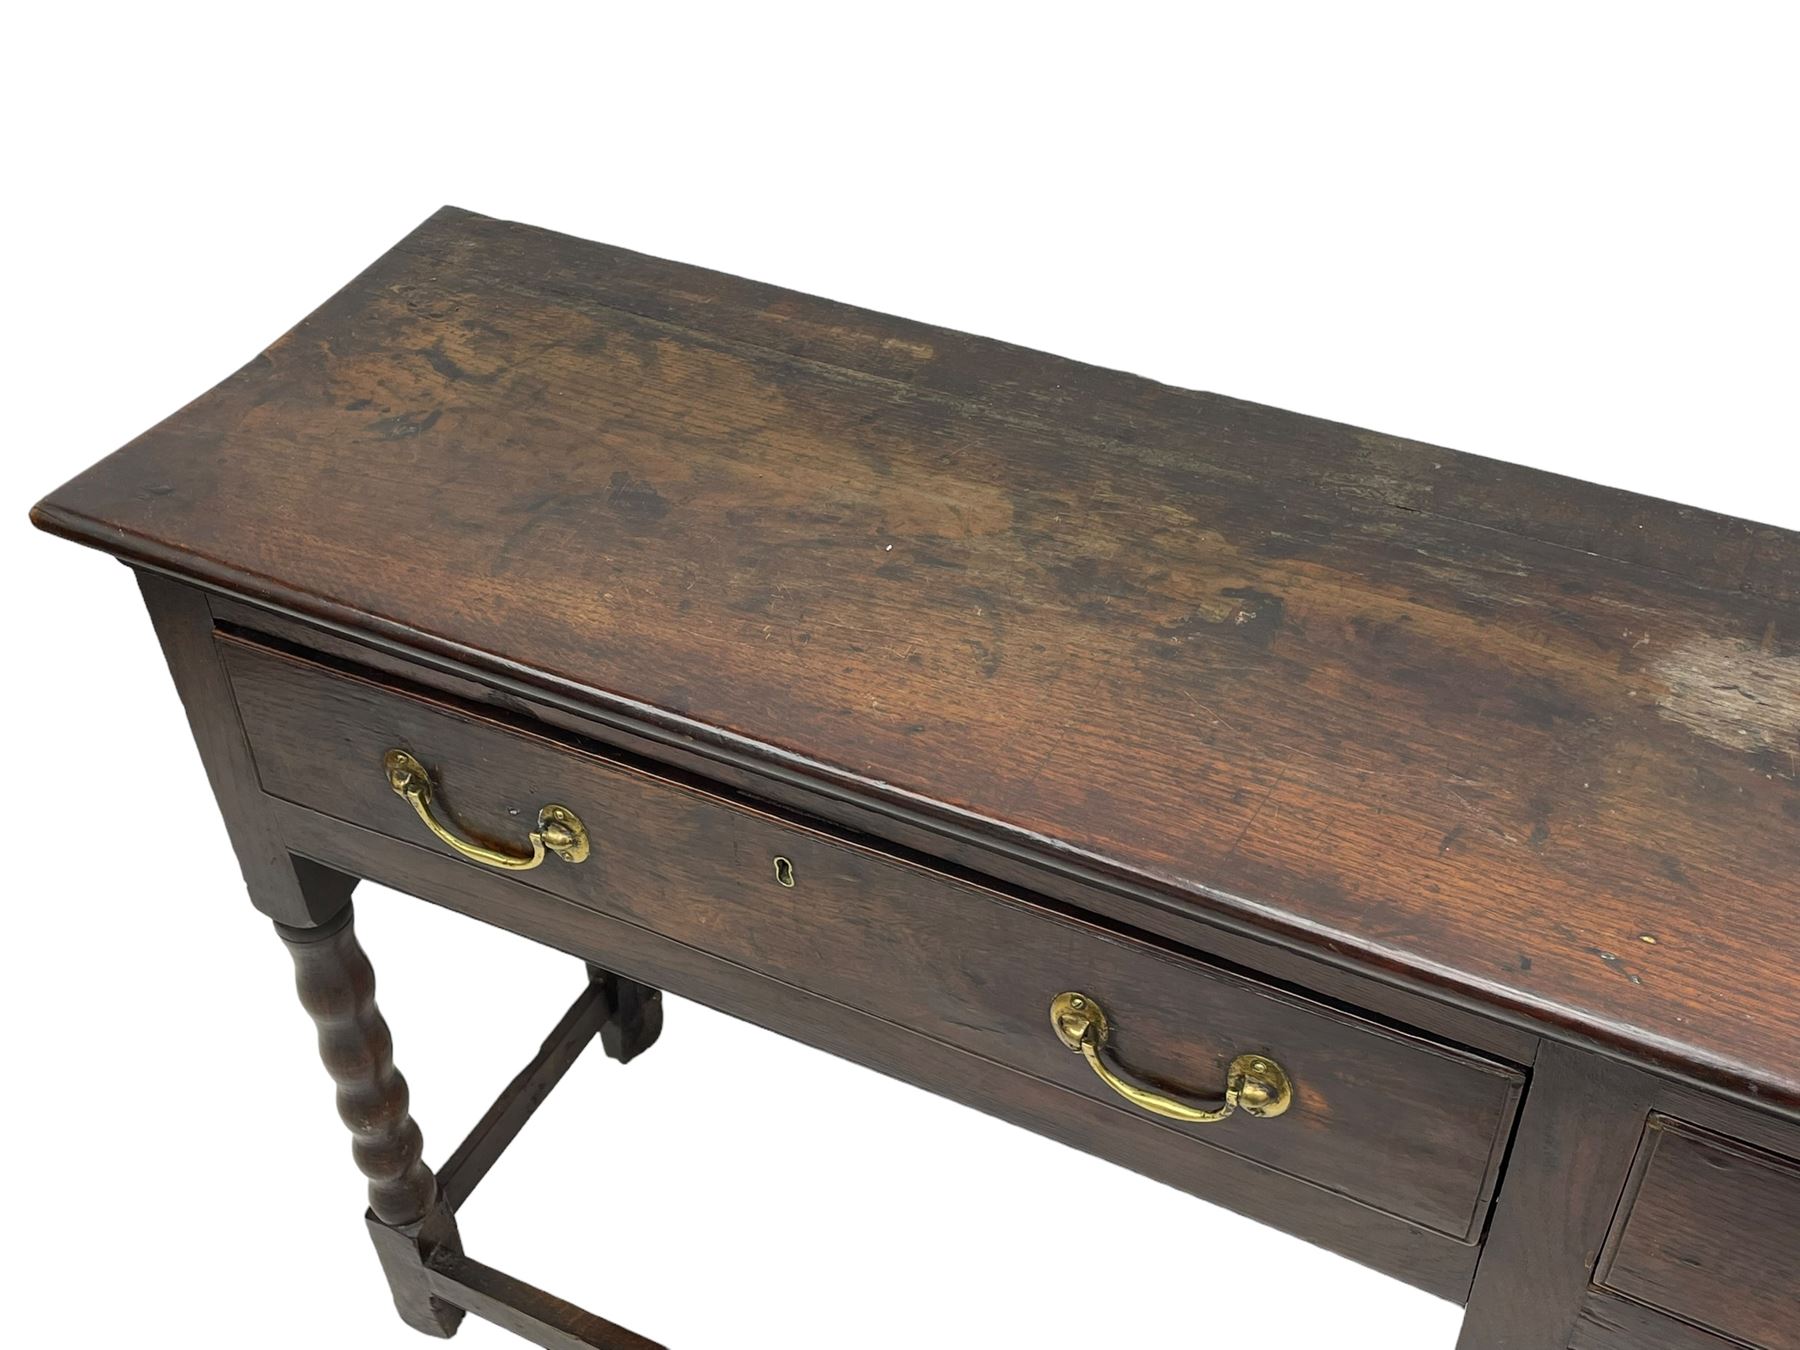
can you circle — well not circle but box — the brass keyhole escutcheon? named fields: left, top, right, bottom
left=773, top=856, right=796, bottom=887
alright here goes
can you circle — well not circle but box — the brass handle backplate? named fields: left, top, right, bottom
left=1050, top=991, right=1293, bottom=1124
left=383, top=749, right=590, bottom=871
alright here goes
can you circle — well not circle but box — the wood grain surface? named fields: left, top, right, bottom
left=1593, top=1116, right=1800, bottom=1349
left=223, top=631, right=1524, bottom=1241
left=1455, top=1043, right=1658, bottom=1350
left=32, top=206, right=1800, bottom=1113
left=272, top=795, right=1487, bottom=1299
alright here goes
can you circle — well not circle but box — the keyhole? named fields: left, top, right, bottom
left=772, top=856, right=795, bottom=887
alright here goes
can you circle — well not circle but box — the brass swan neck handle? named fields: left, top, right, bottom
left=1050, top=992, right=1293, bottom=1124
left=384, top=749, right=590, bottom=871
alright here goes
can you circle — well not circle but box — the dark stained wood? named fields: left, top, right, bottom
left=277, top=902, right=442, bottom=1227
left=1569, top=1294, right=1758, bottom=1350
left=32, top=217, right=1800, bottom=1349
left=360, top=950, right=671, bottom=1345
left=423, top=1250, right=667, bottom=1350
left=589, top=966, right=664, bottom=1065
left=391, top=215, right=1796, bottom=608
left=1593, top=1116, right=1800, bottom=1350
left=367, top=1207, right=465, bottom=1341
left=136, top=571, right=353, bottom=925
left=1646, top=1077, right=1800, bottom=1166
left=210, top=590, right=1543, bottom=1070
left=228, top=631, right=1525, bottom=1242
left=434, top=965, right=661, bottom=1215
left=275, top=793, right=1486, bottom=1300
left=35, top=207, right=1799, bottom=1115
left=1456, top=1041, right=1658, bottom=1350
left=279, top=897, right=467, bottom=1337
left=437, top=973, right=611, bottom=1214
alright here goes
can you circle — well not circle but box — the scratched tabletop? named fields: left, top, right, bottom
left=35, top=207, right=1800, bottom=1113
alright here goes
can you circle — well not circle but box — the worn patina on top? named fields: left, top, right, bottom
left=35, top=207, right=1800, bottom=1114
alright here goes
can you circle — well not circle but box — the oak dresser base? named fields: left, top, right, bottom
left=31, top=209, right=1798, bottom=1349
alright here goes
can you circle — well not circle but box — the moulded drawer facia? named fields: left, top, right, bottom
left=1594, top=1115, right=1800, bottom=1350
left=221, top=632, right=1525, bottom=1242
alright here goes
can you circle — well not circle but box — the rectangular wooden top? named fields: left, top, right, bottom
left=35, top=207, right=1799, bottom=1114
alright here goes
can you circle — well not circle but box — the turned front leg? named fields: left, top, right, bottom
left=279, top=902, right=437, bottom=1224
left=277, top=902, right=464, bottom=1338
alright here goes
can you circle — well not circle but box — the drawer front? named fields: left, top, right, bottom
left=1593, top=1115, right=1800, bottom=1350
left=223, top=634, right=1523, bottom=1241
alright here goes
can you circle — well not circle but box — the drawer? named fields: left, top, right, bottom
left=1591, top=1115, right=1800, bottom=1350
left=222, top=632, right=1524, bottom=1243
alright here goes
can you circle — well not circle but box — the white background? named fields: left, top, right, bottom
left=4, top=6, right=1795, bottom=1347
